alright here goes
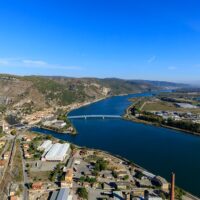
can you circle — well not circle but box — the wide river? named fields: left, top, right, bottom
left=32, top=92, right=200, bottom=196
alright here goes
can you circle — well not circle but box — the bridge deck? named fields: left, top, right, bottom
left=68, top=115, right=121, bottom=119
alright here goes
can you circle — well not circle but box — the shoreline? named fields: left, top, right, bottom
left=41, top=96, right=111, bottom=136
left=30, top=126, right=199, bottom=199
left=35, top=125, right=76, bottom=135
left=124, top=104, right=200, bottom=137
left=66, top=96, right=110, bottom=116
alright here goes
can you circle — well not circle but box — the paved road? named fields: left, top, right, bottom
left=19, top=135, right=29, bottom=200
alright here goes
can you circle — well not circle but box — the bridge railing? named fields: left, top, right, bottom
left=68, top=115, right=121, bottom=119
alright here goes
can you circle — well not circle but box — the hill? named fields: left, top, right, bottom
left=0, top=74, right=189, bottom=113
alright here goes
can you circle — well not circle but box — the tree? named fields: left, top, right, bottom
left=94, top=159, right=108, bottom=172
left=10, top=129, right=17, bottom=135
left=77, top=188, right=88, bottom=199
left=124, top=175, right=129, bottom=180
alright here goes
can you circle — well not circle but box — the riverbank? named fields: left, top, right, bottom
left=42, top=96, right=110, bottom=136
left=35, top=125, right=77, bottom=135
left=124, top=102, right=200, bottom=137
left=30, top=127, right=199, bottom=200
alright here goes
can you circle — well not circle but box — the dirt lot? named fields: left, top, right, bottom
left=29, top=171, right=51, bottom=182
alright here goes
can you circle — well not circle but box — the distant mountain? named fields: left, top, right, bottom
left=0, top=74, right=189, bottom=112
left=130, top=80, right=189, bottom=88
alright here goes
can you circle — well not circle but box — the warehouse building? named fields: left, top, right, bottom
left=44, top=143, right=70, bottom=161
left=50, top=188, right=72, bottom=200
left=38, top=140, right=52, bottom=151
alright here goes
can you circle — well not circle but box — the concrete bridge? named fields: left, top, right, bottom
left=68, top=115, right=121, bottom=120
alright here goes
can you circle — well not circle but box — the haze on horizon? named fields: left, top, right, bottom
left=0, top=0, right=200, bottom=84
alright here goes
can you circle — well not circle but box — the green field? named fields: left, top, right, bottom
left=142, top=100, right=200, bottom=114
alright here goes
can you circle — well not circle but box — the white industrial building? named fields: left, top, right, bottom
left=50, top=188, right=72, bottom=200
left=176, top=103, right=198, bottom=109
left=38, top=140, right=52, bottom=151
left=44, top=143, right=70, bottom=161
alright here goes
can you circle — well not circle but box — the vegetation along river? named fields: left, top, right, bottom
left=32, top=92, right=200, bottom=197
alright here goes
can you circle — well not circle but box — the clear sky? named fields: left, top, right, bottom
left=0, top=0, right=200, bottom=83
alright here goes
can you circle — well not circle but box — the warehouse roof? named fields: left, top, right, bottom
left=57, top=188, right=69, bottom=200
left=45, top=143, right=70, bottom=161
left=38, top=140, right=52, bottom=151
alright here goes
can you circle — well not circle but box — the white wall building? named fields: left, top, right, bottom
left=45, top=143, right=70, bottom=161
left=38, top=140, right=52, bottom=151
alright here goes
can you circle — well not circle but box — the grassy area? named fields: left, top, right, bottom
left=142, top=100, right=200, bottom=114
left=11, top=140, right=23, bottom=182
left=142, top=101, right=177, bottom=111
left=0, top=132, right=5, bottom=139
left=0, top=141, right=7, bottom=156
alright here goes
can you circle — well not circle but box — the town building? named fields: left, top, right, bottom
left=37, top=140, right=52, bottom=151
left=3, top=151, right=10, bottom=160
left=56, top=188, right=72, bottom=200
left=0, top=160, right=6, bottom=168
left=113, top=191, right=124, bottom=200
left=32, top=182, right=43, bottom=190
left=61, top=168, right=73, bottom=188
left=0, top=140, right=6, bottom=148
left=44, top=143, right=70, bottom=161
left=152, top=176, right=169, bottom=191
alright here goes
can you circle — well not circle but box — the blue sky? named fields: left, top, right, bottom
left=0, top=0, right=200, bottom=83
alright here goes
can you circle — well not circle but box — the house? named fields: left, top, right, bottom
left=52, top=120, right=67, bottom=129
left=0, top=160, right=6, bottom=169
left=23, top=135, right=34, bottom=142
left=116, top=182, right=130, bottom=190
left=23, top=143, right=29, bottom=150
left=136, top=178, right=152, bottom=187
left=92, top=182, right=99, bottom=189
left=24, top=151, right=32, bottom=159
left=0, top=140, right=6, bottom=148
left=152, top=176, right=169, bottom=191
left=117, top=171, right=128, bottom=179
left=101, top=170, right=113, bottom=179
left=3, top=151, right=10, bottom=160
left=82, top=182, right=90, bottom=188
left=10, top=196, right=19, bottom=200
left=103, top=183, right=112, bottom=190
left=32, top=182, right=43, bottom=190
left=9, top=184, right=19, bottom=196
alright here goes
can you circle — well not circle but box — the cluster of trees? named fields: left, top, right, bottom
left=27, top=136, right=44, bottom=159
left=49, top=163, right=64, bottom=182
left=77, top=187, right=88, bottom=199
left=166, top=118, right=200, bottom=133
left=137, top=111, right=200, bottom=133
left=175, top=187, right=186, bottom=200
left=138, top=112, right=163, bottom=123
left=5, top=114, right=21, bottom=125
left=94, top=159, right=108, bottom=172
left=79, top=176, right=96, bottom=184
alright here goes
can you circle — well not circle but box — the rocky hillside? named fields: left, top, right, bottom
left=0, top=74, right=188, bottom=113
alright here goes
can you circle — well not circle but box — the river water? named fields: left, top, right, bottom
left=32, top=92, right=200, bottom=196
